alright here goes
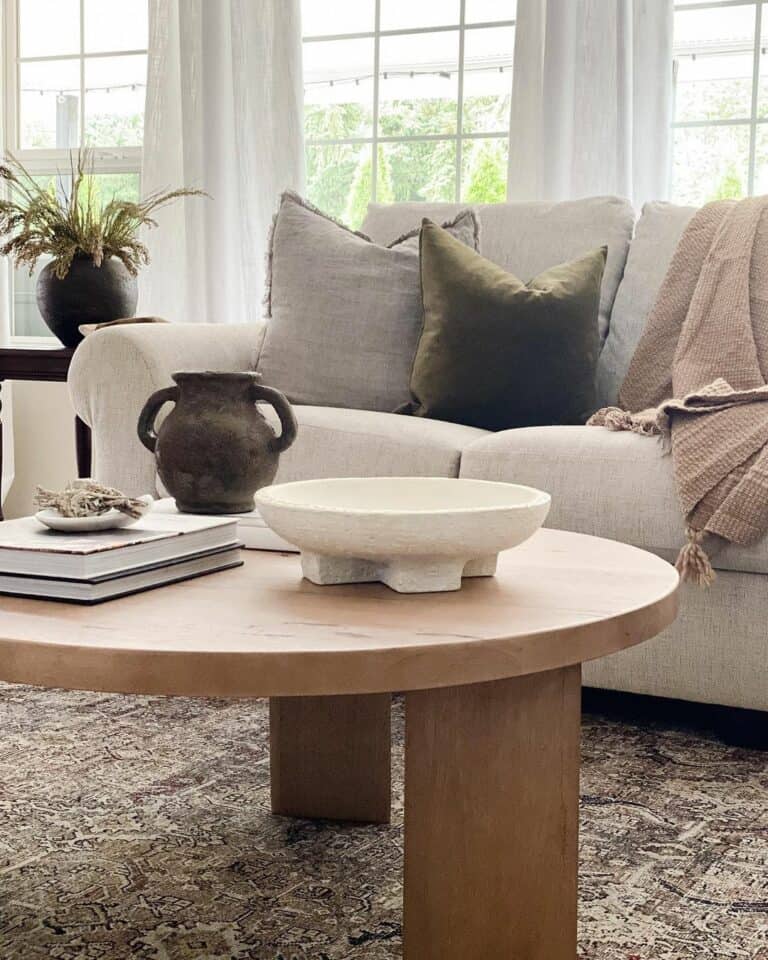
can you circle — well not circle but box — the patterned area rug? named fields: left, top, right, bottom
left=0, top=683, right=766, bottom=960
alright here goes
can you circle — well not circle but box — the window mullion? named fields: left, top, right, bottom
left=673, top=0, right=757, bottom=9
left=747, top=0, right=763, bottom=194
left=18, top=48, right=147, bottom=63
left=455, top=0, right=466, bottom=202
left=7, top=0, right=21, bottom=151
left=371, top=0, right=381, bottom=203
left=79, top=0, right=85, bottom=148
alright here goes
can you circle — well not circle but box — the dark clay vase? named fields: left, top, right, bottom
left=137, top=371, right=298, bottom=514
left=36, top=254, right=138, bottom=347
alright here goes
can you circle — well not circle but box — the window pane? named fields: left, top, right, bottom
left=304, top=39, right=374, bottom=137
left=379, top=32, right=459, bottom=136
left=306, top=143, right=369, bottom=225
left=465, top=0, right=517, bottom=24
left=84, top=0, right=148, bottom=53
left=673, top=2, right=756, bottom=123
left=671, top=124, right=749, bottom=205
left=461, top=137, right=507, bottom=202
left=301, top=0, right=375, bottom=36
left=84, top=55, right=147, bottom=147
left=89, top=172, right=141, bottom=205
left=752, top=124, right=768, bottom=193
left=12, top=174, right=62, bottom=336
left=462, top=26, right=514, bottom=133
left=20, top=60, right=81, bottom=149
left=19, top=0, right=80, bottom=58
left=12, top=262, right=53, bottom=337
left=380, top=0, right=459, bottom=31
left=382, top=139, right=457, bottom=202
left=674, top=51, right=754, bottom=121
left=673, top=4, right=755, bottom=54
left=758, top=23, right=768, bottom=117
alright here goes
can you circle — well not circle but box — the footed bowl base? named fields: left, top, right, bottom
left=300, top=551, right=498, bottom=593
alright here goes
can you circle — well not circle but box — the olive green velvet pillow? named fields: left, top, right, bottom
left=401, top=219, right=607, bottom=431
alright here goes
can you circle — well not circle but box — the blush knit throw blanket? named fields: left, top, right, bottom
left=589, top=196, right=768, bottom=585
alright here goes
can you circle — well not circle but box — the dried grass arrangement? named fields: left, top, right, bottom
left=0, top=149, right=205, bottom=279
left=34, top=480, right=149, bottom=519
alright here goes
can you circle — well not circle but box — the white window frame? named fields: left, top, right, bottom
left=672, top=0, right=765, bottom=196
left=2, top=0, right=145, bottom=174
left=303, top=0, right=516, bottom=203
left=1, top=0, right=147, bottom=340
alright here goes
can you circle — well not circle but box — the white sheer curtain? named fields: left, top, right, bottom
left=139, top=0, right=305, bottom=324
left=0, top=20, right=14, bottom=506
left=0, top=259, right=13, bottom=508
left=508, top=0, right=673, bottom=207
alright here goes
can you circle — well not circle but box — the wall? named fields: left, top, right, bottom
left=4, top=381, right=77, bottom=519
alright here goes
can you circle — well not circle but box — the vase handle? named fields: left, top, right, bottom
left=251, top=383, right=298, bottom=454
left=137, top=385, right=179, bottom=453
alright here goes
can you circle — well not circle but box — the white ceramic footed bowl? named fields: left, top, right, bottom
left=256, top=477, right=551, bottom=593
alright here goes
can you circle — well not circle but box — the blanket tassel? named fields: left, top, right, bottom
left=675, top=527, right=715, bottom=587
left=586, top=406, right=662, bottom=437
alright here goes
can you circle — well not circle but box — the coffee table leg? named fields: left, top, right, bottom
left=403, top=665, right=581, bottom=960
left=270, top=693, right=391, bottom=823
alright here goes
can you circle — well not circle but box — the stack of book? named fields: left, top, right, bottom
left=0, top=511, right=242, bottom=604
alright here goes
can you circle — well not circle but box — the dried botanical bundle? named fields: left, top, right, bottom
left=0, top=149, right=205, bottom=279
left=34, top=480, right=148, bottom=519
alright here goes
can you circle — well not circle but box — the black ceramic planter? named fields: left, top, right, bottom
left=36, top=255, right=138, bottom=347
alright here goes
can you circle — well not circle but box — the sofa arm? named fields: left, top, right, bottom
left=68, top=322, right=265, bottom=496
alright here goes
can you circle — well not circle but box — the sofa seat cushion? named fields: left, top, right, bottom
left=459, top=425, right=768, bottom=576
left=263, top=405, right=489, bottom=482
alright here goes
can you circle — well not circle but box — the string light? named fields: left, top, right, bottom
left=674, top=42, right=768, bottom=60
left=25, top=61, right=513, bottom=97
left=305, top=61, right=512, bottom=89
left=21, top=82, right=147, bottom=95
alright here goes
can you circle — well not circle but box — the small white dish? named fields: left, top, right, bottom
left=35, top=495, right=154, bottom=533
left=256, top=477, right=551, bottom=593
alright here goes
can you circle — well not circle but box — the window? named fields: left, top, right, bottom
left=301, top=0, right=515, bottom=228
left=1, top=0, right=148, bottom=336
left=672, top=0, right=768, bottom=203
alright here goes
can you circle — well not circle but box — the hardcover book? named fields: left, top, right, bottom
left=152, top=498, right=298, bottom=552
left=0, top=511, right=240, bottom=579
left=0, top=545, right=243, bottom=604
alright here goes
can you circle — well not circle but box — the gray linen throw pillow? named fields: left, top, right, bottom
left=257, top=192, right=479, bottom=412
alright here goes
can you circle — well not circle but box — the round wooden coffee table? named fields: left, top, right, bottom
left=0, top=528, right=678, bottom=960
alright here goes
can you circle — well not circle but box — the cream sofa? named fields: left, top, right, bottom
left=68, top=197, right=768, bottom=712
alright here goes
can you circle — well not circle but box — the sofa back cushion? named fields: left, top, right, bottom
left=362, top=196, right=635, bottom=344
left=597, top=201, right=697, bottom=407
left=257, top=192, right=479, bottom=412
